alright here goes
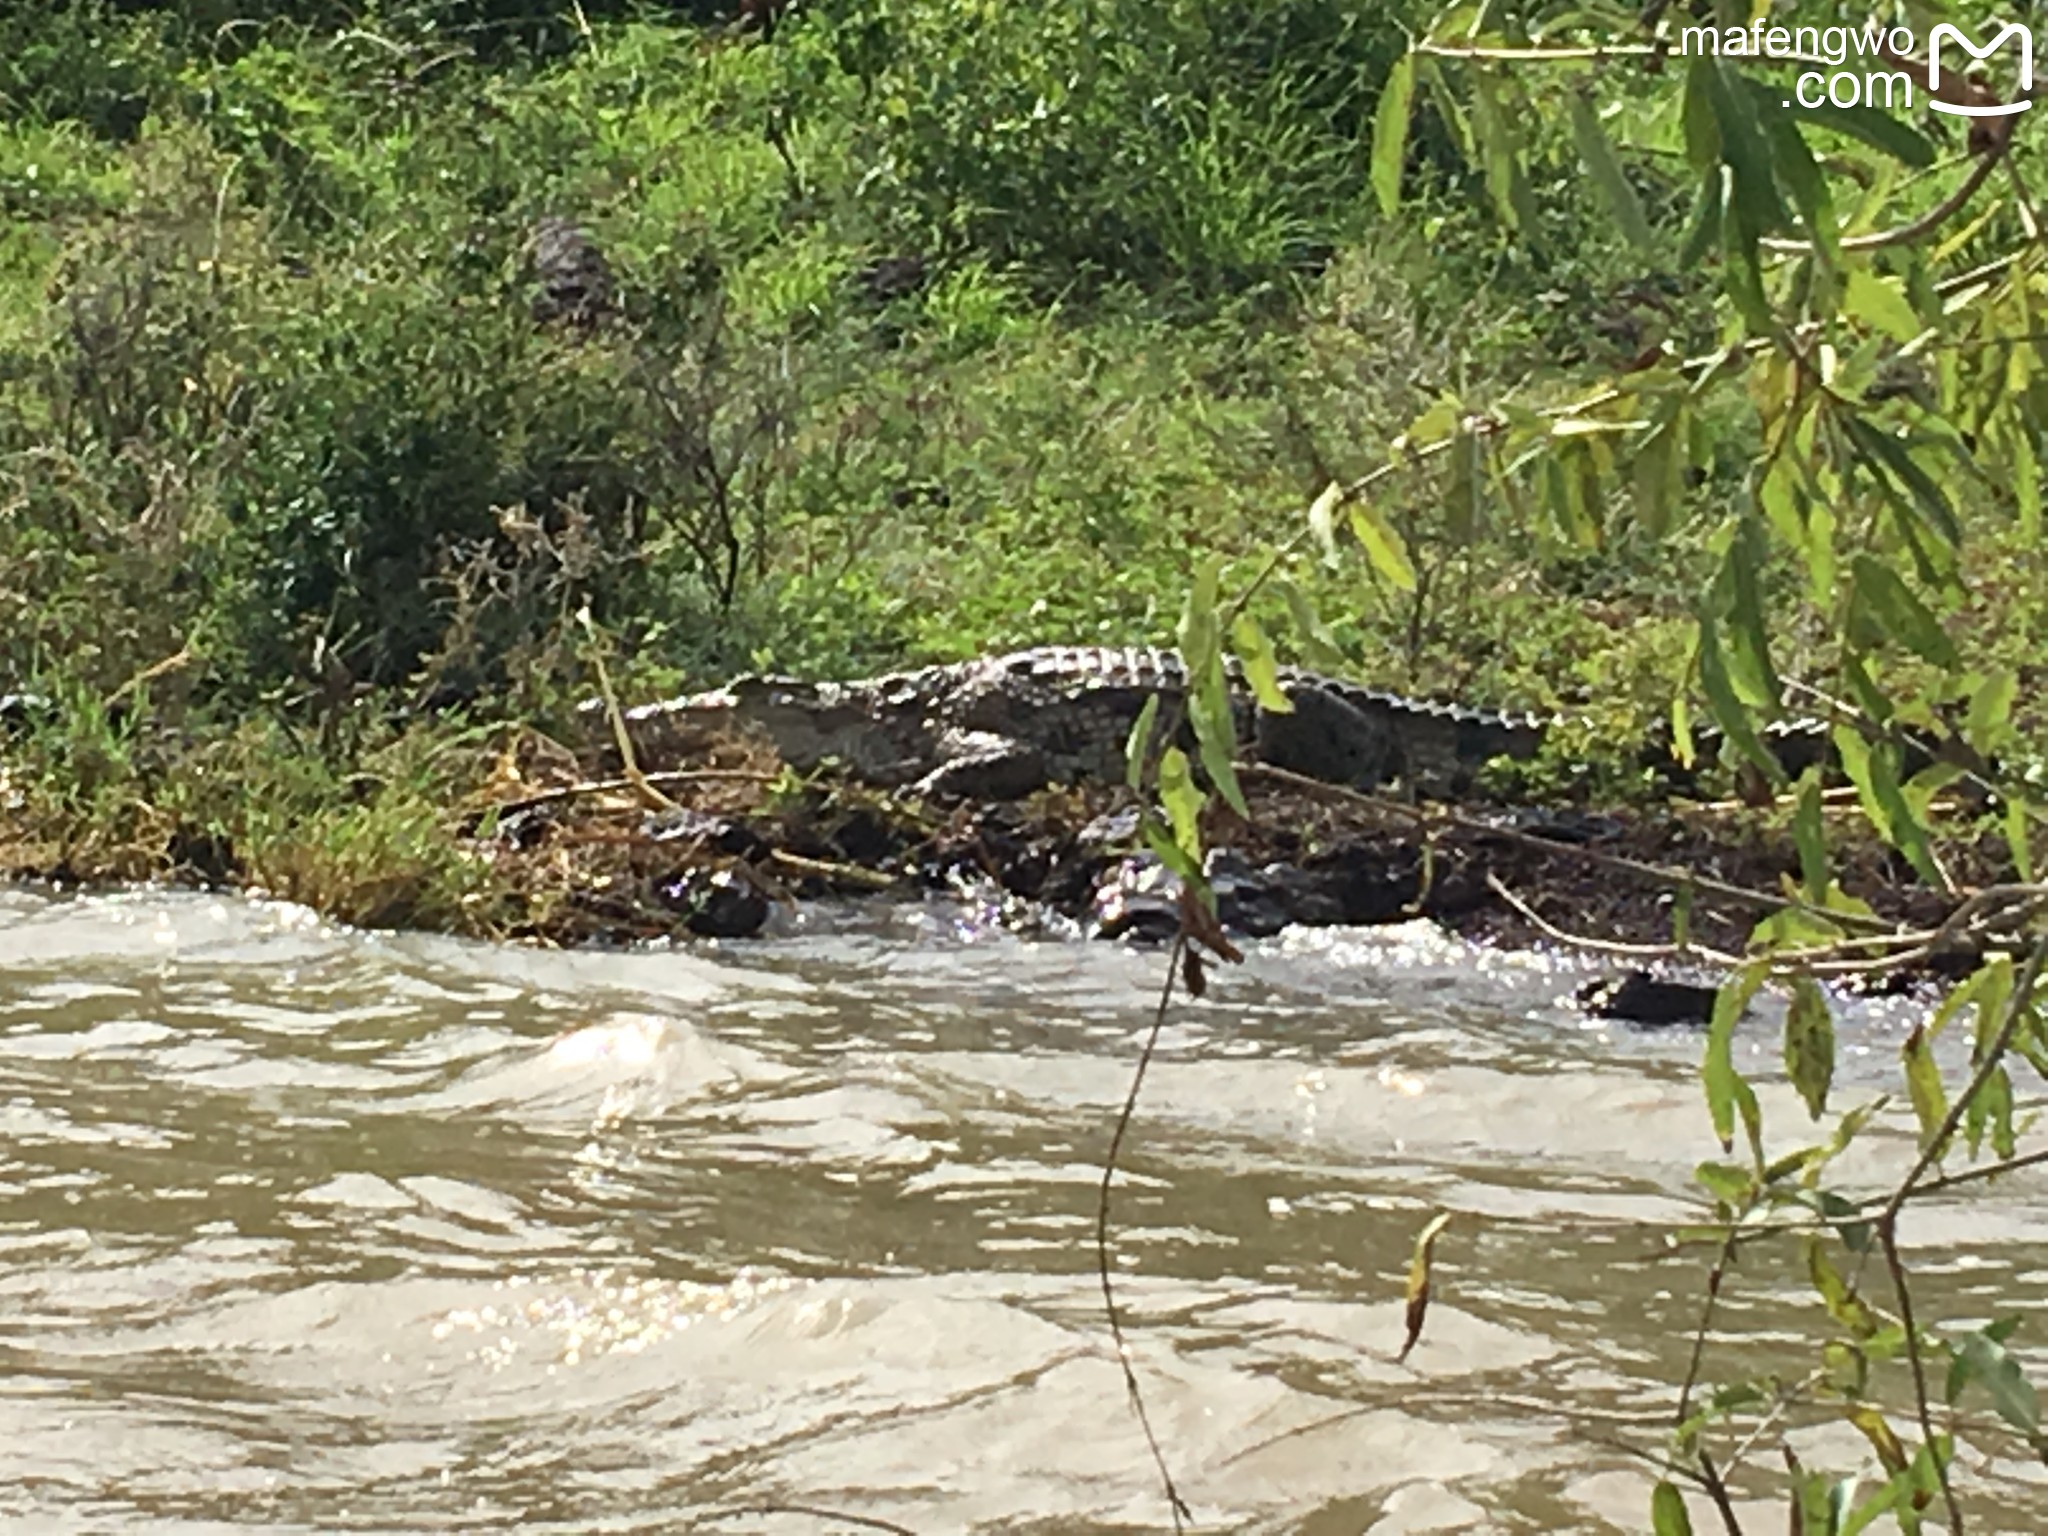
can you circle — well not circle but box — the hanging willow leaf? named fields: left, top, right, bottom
left=1276, top=578, right=1348, bottom=673
left=1697, top=617, right=1779, bottom=782
left=1124, top=692, right=1161, bottom=791
left=1792, top=772, right=1828, bottom=901
left=1844, top=269, right=1924, bottom=346
left=1848, top=555, right=1956, bottom=667
left=1372, top=51, right=1417, bottom=217
left=1570, top=92, right=1654, bottom=254
left=1703, top=58, right=1790, bottom=237
left=1902, top=1024, right=1949, bottom=1154
left=1155, top=747, right=1205, bottom=865
left=1785, top=976, right=1835, bottom=1120
left=1396, top=1211, right=1453, bottom=1363
left=1190, top=647, right=1247, bottom=818
left=1650, top=1482, right=1695, bottom=1536
left=1843, top=416, right=1962, bottom=548
left=1229, top=614, right=1291, bottom=713
left=1350, top=500, right=1418, bottom=590
left=1706, top=963, right=1767, bottom=1160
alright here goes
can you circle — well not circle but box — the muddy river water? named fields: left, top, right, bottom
left=3, top=886, right=2047, bottom=1533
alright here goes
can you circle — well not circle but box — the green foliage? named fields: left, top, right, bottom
left=835, top=0, right=1409, bottom=294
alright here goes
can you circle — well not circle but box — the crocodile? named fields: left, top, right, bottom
left=594, top=645, right=1552, bottom=801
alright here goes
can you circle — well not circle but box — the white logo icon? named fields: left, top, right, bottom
left=1927, top=20, right=2033, bottom=116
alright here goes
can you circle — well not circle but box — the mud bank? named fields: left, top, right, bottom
left=465, top=730, right=1987, bottom=977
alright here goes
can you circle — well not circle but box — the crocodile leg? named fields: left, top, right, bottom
left=1253, top=687, right=1398, bottom=791
left=911, top=729, right=1051, bottom=800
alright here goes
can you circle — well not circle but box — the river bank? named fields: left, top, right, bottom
left=0, top=704, right=1999, bottom=1010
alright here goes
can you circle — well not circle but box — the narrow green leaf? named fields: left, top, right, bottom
left=1124, top=692, right=1161, bottom=791
left=1189, top=649, right=1248, bottom=818
left=1794, top=99, right=1934, bottom=167
left=1834, top=726, right=1942, bottom=885
left=1844, top=270, right=1925, bottom=346
left=1724, top=514, right=1780, bottom=704
left=1849, top=555, right=1955, bottom=667
left=1179, top=558, right=1223, bottom=669
left=1695, top=1159, right=1756, bottom=1205
left=1139, top=810, right=1202, bottom=886
left=1792, top=772, right=1828, bottom=902
left=1902, top=1025, right=1949, bottom=1154
left=2012, top=428, right=2041, bottom=540
left=1966, top=669, right=2016, bottom=755
left=1807, top=1238, right=1883, bottom=1338
left=1706, top=964, right=1767, bottom=1159
left=1697, top=618, right=1780, bottom=782
left=1349, top=500, right=1418, bottom=591
left=1785, top=976, right=1835, bottom=1120
left=1469, top=73, right=1539, bottom=240
left=1371, top=51, right=1417, bottom=217
left=1967, top=954, right=2015, bottom=1064
left=1966, top=1063, right=2016, bottom=1160
left=1157, top=747, right=1205, bottom=863
left=1651, top=1480, right=1695, bottom=1536
left=1704, top=58, right=1790, bottom=236
left=1749, top=82, right=1835, bottom=269
left=1570, top=92, right=1654, bottom=254
left=1276, top=579, right=1348, bottom=673
left=1719, top=174, right=1775, bottom=332
left=1844, top=416, right=1963, bottom=547
left=2007, top=798, right=2036, bottom=884
left=1949, top=1325, right=2042, bottom=1434
left=1229, top=614, right=1291, bottom=714
left=1677, top=168, right=1722, bottom=270
left=1681, top=56, right=1721, bottom=173
left=1633, top=412, right=1683, bottom=538
left=1443, top=426, right=1483, bottom=542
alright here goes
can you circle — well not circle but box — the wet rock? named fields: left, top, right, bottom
left=662, top=868, right=770, bottom=938
left=1205, top=849, right=1294, bottom=938
left=1090, top=856, right=1181, bottom=943
left=1578, top=969, right=1718, bottom=1027
left=1299, top=839, right=1424, bottom=924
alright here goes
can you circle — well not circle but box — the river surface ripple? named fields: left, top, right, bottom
left=1, top=886, right=2045, bottom=1533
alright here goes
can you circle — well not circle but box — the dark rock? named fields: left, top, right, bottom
left=1090, top=856, right=1181, bottom=943
left=662, top=868, right=770, bottom=938
left=1578, top=969, right=1718, bottom=1027
left=1206, top=849, right=1293, bottom=938
left=828, top=806, right=900, bottom=866
left=1299, top=839, right=1424, bottom=924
